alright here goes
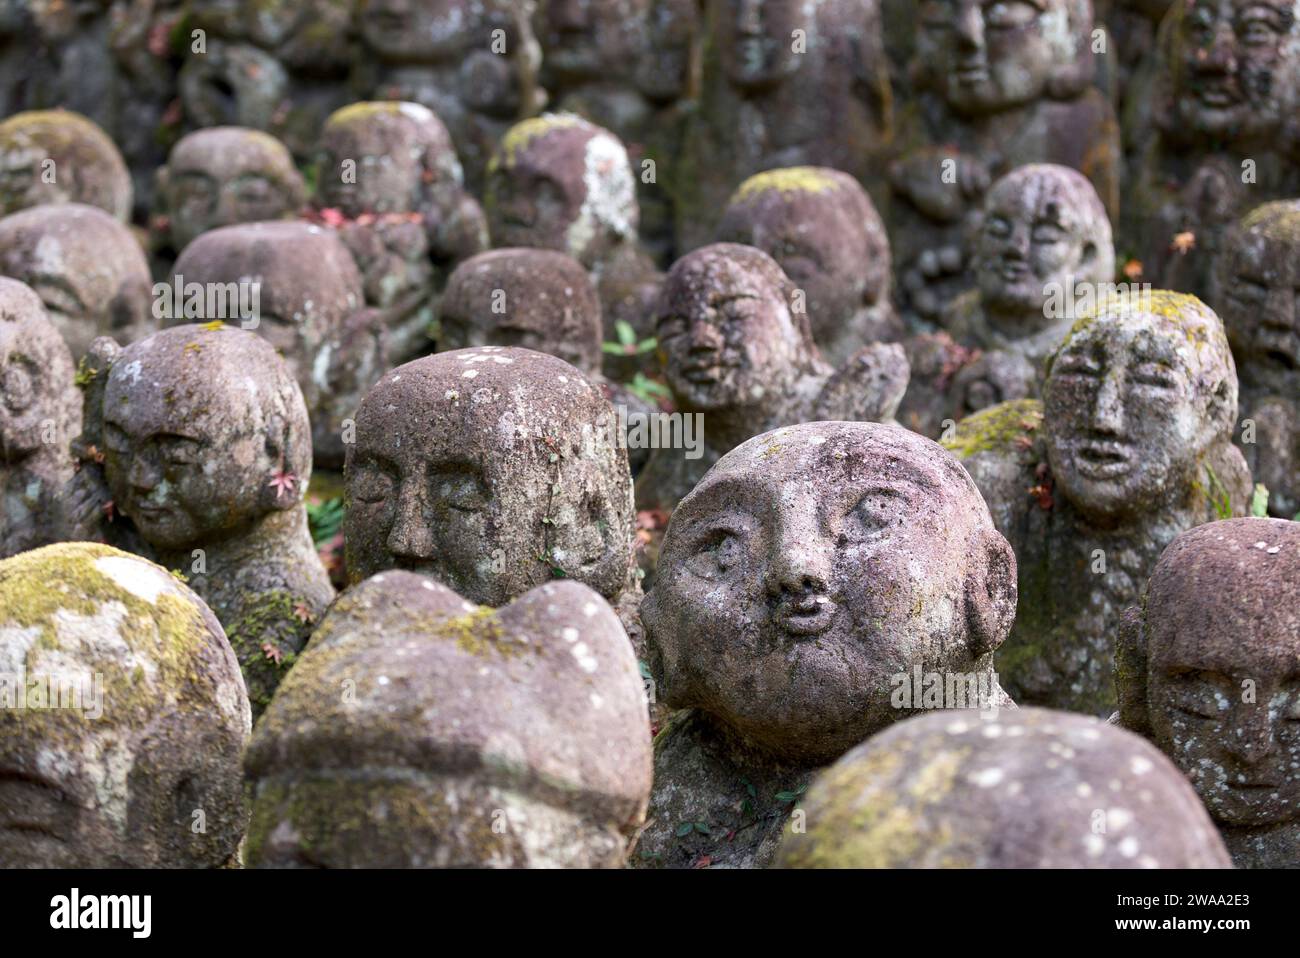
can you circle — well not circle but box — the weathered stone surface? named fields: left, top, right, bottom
left=0, top=109, right=132, bottom=221
left=1117, top=517, right=1300, bottom=869
left=0, top=541, right=250, bottom=867
left=777, top=706, right=1232, bottom=868
left=244, top=573, right=651, bottom=867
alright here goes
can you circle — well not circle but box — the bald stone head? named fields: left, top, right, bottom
left=0, top=203, right=153, bottom=358
left=0, top=110, right=132, bottom=221
left=101, top=324, right=312, bottom=554
left=643, top=421, right=1017, bottom=764
left=486, top=114, right=639, bottom=267
left=244, top=574, right=651, bottom=867
left=776, top=707, right=1233, bottom=868
left=161, top=127, right=306, bottom=251
left=0, top=542, right=250, bottom=867
left=0, top=277, right=79, bottom=467
left=439, top=248, right=603, bottom=375
left=344, top=347, right=635, bottom=606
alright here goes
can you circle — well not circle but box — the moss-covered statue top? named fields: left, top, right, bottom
left=0, top=203, right=153, bottom=359
left=0, top=542, right=250, bottom=867
left=1117, top=518, right=1300, bottom=869
left=945, top=291, right=1252, bottom=714
left=635, top=421, right=1017, bottom=868
left=776, top=707, right=1232, bottom=868
left=0, top=277, right=80, bottom=558
left=244, top=574, right=651, bottom=867
left=0, top=109, right=132, bottom=221
left=716, top=167, right=903, bottom=366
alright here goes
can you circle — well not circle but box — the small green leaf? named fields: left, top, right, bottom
left=616, top=320, right=637, bottom=347
left=675, top=823, right=694, bottom=837
left=1250, top=483, right=1270, bottom=518
left=693, top=822, right=711, bottom=835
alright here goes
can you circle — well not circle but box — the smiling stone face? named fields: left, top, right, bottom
left=0, top=110, right=132, bottom=221
left=0, top=278, right=78, bottom=468
left=643, top=421, right=1016, bottom=764
left=714, top=0, right=806, bottom=90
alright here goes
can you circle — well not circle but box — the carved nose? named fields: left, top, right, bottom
left=386, top=483, right=435, bottom=560
left=1089, top=373, right=1125, bottom=434
left=767, top=537, right=832, bottom=598
left=687, top=320, right=723, bottom=352
left=954, top=5, right=985, bottom=49
left=1224, top=706, right=1276, bottom=766
left=127, top=454, right=160, bottom=492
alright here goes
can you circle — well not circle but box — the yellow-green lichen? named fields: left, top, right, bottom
left=490, top=114, right=587, bottom=173
left=1238, top=200, right=1300, bottom=244
left=730, top=167, right=844, bottom=204
left=941, top=399, right=1043, bottom=460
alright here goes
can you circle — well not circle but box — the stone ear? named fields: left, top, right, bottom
left=964, top=526, right=1017, bottom=658
left=1114, top=605, right=1150, bottom=734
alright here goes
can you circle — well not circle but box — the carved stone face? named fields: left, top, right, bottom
left=715, top=0, right=804, bottom=91
left=1215, top=201, right=1300, bottom=397
left=101, top=325, right=311, bottom=553
left=485, top=114, right=638, bottom=266
left=0, top=543, right=250, bottom=868
left=1135, top=518, right=1300, bottom=828
left=1164, top=0, right=1300, bottom=141
left=916, top=0, right=1082, bottom=114
left=643, top=421, right=1017, bottom=765
left=344, top=347, right=635, bottom=605
left=539, top=0, right=645, bottom=81
left=974, top=164, right=1113, bottom=325
left=0, top=110, right=132, bottom=221
left=717, top=168, right=891, bottom=349
left=0, top=279, right=78, bottom=465
left=163, top=127, right=306, bottom=251
left=358, top=0, right=475, bottom=60
left=440, top=249, right=603, bottom=374
left=317, top=102, right=464, bottom=218
left=1044, top=293, right=1238, bottom=524
left=0, top=203, right=153, bottom=358
left=244, top=574, right=651, bottom=868
left=656, top=243, right=814, bottom=412
left=635, top=0, right=699, bottom=100
left=777, top=707, right=1233, bottom=868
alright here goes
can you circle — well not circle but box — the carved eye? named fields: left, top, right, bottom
left=102, top=422, right=130, bottom=453
left=1167, top=672, right=1229, bottom=720
left=983, top=1, right=1037, bottom=29
left=985, top=216, right=1012, bottom=240
left=1239, top=10, right=1283, bottom=46
left=159, top=437, right=203, bottom=468
left=685, top=528, right=743, bottom=580
left=1130, top=361, right=1178, bottom=390
left=657, top=316, right=688, bottom=342
left=1, top=360, right=34, bottom=413
left=351, top=463, right=394, bottom=504
left=1053, top=352, right=1101, bottom=379
left=1231, top=278, right=1269, bottom=303
left=437, top=469, right=488, bottom=514
left=843, top=488, right=907, bottom=542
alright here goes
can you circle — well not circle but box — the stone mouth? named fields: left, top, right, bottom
left=1073, top=442, right=1133, bottom=480
left=771, top=594, right=838, bottom=639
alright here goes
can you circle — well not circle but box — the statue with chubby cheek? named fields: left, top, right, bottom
left=0, top=109, right=132, bottom=221
left=945, top=291, right=1252, bottom=716
left=1117, top=518, right=1300, bottom=869
left=634, top=421, right=1018, bottom=869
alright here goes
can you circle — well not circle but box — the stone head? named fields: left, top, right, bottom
left=634, top=0, right=700, bottom=101
left=776, top=707, right=1233, bottom=867
left=344, top=347, right=635, bottom=606
left=358, top=0, right=480, bottom=61
left=101, top=324, right=312, bottom=554
left=1044, top=291, right=1238, bottom=525
left=0, top=110, right=132, bottom=221
left=1118, top=517, right=1300, bottom=829
left=0, top=203, right=153, bottom=358
left=539, top=0, right=647, bottom=83
left=486, top=114, right=639, bottom=267
left=0, top=278, right=79, bottom=465
left=160, top=127, right=307, bottom=252
left=0, top=542, right=250, bottom=867
left=713, top=0, right=876, bottom=92
left=717, top=168, right=891, bottom=349
left=642, top=421, right=1018, bottom=765
left=440, top=248, right=603, bottom=375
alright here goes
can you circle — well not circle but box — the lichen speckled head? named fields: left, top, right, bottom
left=486, top=114, right=638, bottom=267
left=0, top=203, right=153, bottom=359
left=1043, top=291, right=1239, bottom=524
left=440, top=248, right=603, bottom=375
left=161, top=127, right=307, bottom=252
left=317, top=102, right=465, bottom=218
left=1117, top=518, right=1300, bottom=831
left=655, top=242, right=821, bottom=413
left=0, top=542, right=250, bottom=868
left=776, top=707, right=1233, bottom=868
left=643, top=421, right=1018, bottom=765
left=0, top=277, right=79, bottom=466
left=101, top=324, right=312, bottom=554
left=244, top=574, right=651, bottom=867
left=1213, top=199, right=1300, bottom=397
left=973, top=163, right=1113, bottom=325
left=0, top=110, right=132, bottom=221
left=717, top=167, right=892, bottom=350
left=914, top=0, right=1095, bottom=115
left=344, top=347, right=636, bottom=606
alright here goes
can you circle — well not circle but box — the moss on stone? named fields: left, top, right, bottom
left=941, top=398, right=1043, bottom=460
left=730, top=167, right=843, bottom=203
left=491, top=114, right=587, bottom=173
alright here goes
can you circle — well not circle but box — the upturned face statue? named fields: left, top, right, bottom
left=0, top=543, right=251, bottom=868
left=656, top=243, right=819, bottom=413
left=1213, top=201, right=1300, bottom=398
left=715, top=0, right=806, bottom=91
left=0, top=203, right=153, bottom=358
left=0, top=278, right=79, bottom=467
left=973, top=164, right=1113, bottom=329
left=1119, top=518, right=1300, bottom=830
left=101, top=324, right=313, bottom=554
left=915, top=0, right=1093, bottom=115
left=439, top=249, right=604, bottom=375
left=0, top=110, right=132, bottom=221
left=643, top=421, right=1017, bottom=765
left=161, top=127, right=306, bottom=251
left=486, top=114, right=639, bottom=267
left=1044, top=292, right=1239, bottom=525
left=716, top=168, right=892, bottom=349
left=344, top=347, right=635, bottom=606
